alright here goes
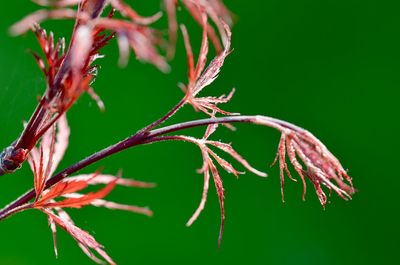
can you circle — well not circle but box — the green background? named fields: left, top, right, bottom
left=0, top=0, right=399, bottom=264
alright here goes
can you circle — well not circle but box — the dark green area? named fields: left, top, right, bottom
left=0, top=0, right=398, bottom=264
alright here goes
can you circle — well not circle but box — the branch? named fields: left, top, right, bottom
left=0, top=115, right=286, bottom=220
left=0, top=114, right=354, bottom=221
left=0, top=0, right=112, bottom=177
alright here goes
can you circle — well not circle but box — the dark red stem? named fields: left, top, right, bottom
left=0, top=115, right=293, bottom=221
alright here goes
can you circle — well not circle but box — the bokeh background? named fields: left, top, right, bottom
left=0, top=0, right=399, bottom=264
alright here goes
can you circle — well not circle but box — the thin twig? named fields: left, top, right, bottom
left=0, top=115, right=290, bottom=221
left=139, top=98, right=187, bottom=133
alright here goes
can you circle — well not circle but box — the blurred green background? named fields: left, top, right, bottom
left=0, top=0, right=399, bottom=264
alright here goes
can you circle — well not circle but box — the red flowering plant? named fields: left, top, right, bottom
left=0, top=0, right=355, bottom=264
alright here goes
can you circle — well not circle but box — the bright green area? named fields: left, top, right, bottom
left=0, top=1, right=398, bottom=264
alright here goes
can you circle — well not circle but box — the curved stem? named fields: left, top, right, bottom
left=0, top=203, right=32, bottom=221
left=0, top=115, right=298, bottom=221
left=139, top=98, right=186, bottom=133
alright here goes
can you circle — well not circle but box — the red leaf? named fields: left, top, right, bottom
left=29, top=115, right=70, bottom=200
left=43, top=208, right=116, bottom=265
left=48, top=214, right=58, bottom=258
left=42, top=179, right=117, bottom=209
left=207, top=154, right=225, bottom=248
left=182, top=0, right=223, bottom=52
left=180, top=15, right=235, bottom=117
left=186, top=148, right=210, bottom=226
left=164, top=0, right=178, bottom=59
left=10, top=9, right=77, bottom=36
left=35, top=180, right=90, bottom=206
left=68, top=173, right=156, bottom=188
left=206, top=140, right=267, bottom=177
left=109, top=0, right=162, bottom=25
left=192, top=20, right=231, bottom=97
left=94, top=17, right=169, bottom=72
left=62, top=193, right=153, bottom=217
